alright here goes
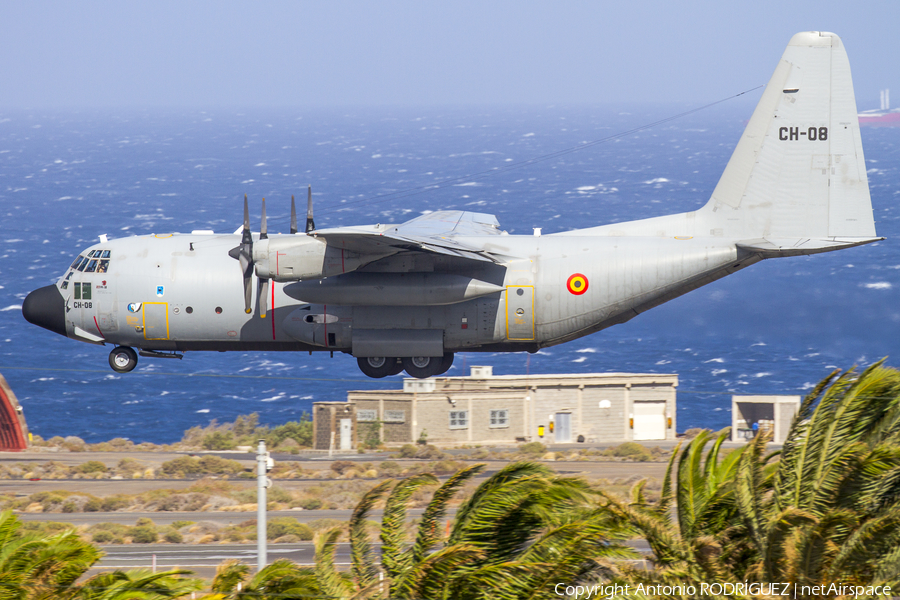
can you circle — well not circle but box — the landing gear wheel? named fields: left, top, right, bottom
left=109, top=346, right=138, bottom=373
left=435, top=352, right=454, bottom=376
left=357, top=356, right=396, bottom=378
left=403, top=356, right=443, bottom=379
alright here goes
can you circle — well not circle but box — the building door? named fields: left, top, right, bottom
left=633, top=402, right=666, bottom=440
left=339, top=418, right=352, bottom=450
left=555, top=412, right=571, bottom=443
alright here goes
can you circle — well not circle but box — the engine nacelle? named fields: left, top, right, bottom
left=253, top=236, right=363, bottom=282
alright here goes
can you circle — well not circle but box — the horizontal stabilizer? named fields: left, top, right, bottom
left=736, top=236, right=882, bottom=257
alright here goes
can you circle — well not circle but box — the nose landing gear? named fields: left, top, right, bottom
left=108, top=346, right=138, bottom=373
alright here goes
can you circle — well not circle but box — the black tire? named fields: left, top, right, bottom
left=109, top=346, right=138, bottom=373
left=403, top=356, right=443, bottom=379
left=435, top=352, right=454, bottom=376
left=357, top=356, right=395, bottom=378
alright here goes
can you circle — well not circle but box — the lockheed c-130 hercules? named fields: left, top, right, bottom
left=23, top=32, right=881, bottom=379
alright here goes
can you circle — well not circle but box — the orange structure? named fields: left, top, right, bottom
left=0, top=374, right=28, bottom=451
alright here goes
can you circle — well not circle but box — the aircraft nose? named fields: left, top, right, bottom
left=22, top=285, right=67, bottom=337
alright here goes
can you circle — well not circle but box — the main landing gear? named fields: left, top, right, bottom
left=108, top=346, right=138, bottom=373
left=357, top=353, right=454, bottom=379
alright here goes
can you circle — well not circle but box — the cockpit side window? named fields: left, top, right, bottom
left=97, top=260, right=109, bottom=273
left=75, top=257, right=88, bottom=271
left=85, top=259, right=98, bottom=273
left=71, top=256, right=85, bottom=270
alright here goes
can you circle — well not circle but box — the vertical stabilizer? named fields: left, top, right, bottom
left=704, top=31, right=875, bottom=241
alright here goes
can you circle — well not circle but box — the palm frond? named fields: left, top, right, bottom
left=380, top=472, right=438, bottom=579
left=350, top=479, right=393, bottom=588
left=410, top=463, right=483, bottom=565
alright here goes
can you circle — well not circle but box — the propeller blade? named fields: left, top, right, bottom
left=241, top=255, right=253, bottom=314
left=290, top=195, right=297, bottom=234
left=306, top=185, right=315, bottom=233
left=241, top=194, right=252, bottom=246
left=259, top=278, right=270, bottom=318
left=260, top=198, right=268, bottom=240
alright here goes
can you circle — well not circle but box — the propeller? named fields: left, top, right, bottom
left=230, top=193, right=314, bottom=318
left=227, top=195, right=255, bottom=314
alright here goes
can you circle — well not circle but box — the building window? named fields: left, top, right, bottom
left=489, top=409, right=509, bottom=428
left=449, top=410, right=468, bottom=429
left=384, top=410, right=405, bottom=423
left=357, top=410, right=377, bottom=422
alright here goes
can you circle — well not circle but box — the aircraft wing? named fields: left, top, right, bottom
left=312, top=210, right=505, bottom=262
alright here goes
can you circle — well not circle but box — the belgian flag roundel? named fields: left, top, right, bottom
left=566, top=273, right=589, bottom=295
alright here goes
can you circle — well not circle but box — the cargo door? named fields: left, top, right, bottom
left=143, top=302, right=170, bottom=340
left=506, top=286, right=534, bottom=340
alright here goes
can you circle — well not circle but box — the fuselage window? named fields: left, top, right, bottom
left=60, top=280, right=68, bottom=290
left=74, top=282, right=81, bottom=300
left=85, top=259, right=98, bottom=273
left=65, top=272, right=73, bottom=281
left=82, top=284, right=91, bottom=300
left=101, top=250, right=111, bottom=258
left=97, top=260, right=109, bottom=273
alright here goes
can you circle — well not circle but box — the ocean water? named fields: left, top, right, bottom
left=1, top=102, right=898, bottom=443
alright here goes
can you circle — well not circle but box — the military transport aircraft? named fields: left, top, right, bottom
left=23, top=32, right=880, bottom=379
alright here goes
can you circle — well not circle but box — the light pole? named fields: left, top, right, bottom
left=257, top=439, right=271, bottom=572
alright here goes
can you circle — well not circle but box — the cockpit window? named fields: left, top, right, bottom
left=85, top=259, right=98, bottom=273
left=75, top=257, right=88, bottom=271
left=101, top=250, right=111, bottom=258
left=71, top=256, right=85, bottom=270
left=97, top=259, right=109, bottom=273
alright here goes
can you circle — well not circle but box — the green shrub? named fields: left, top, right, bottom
left=160, top=456, right=204, bottom=477
left=202, top=431, right=236, bottom=451
left=101, top=496, right=131, bottom=512
left=76, top=461, right=108, bottom=474
left=398, top=444, right=418, bottom=458
left=129, top=525, right=158, bottom=544
left=197, top=455, right=244, bottom=475
left=299, top=498, right=323, bottom=510
left=92, top=530, right=116, bottom=544
left=163, top=529, right=183, bottom=543
left=266, top=517, right=313, bottom=541
left=613, top=442, right=648, bottom=457
left=519, top=442, right=547, bottom=455
left=330, top=461, right=356, bottom=475
left=62, top=502, right=77, bottom=513
left=83, top=498, right=102, bottom=512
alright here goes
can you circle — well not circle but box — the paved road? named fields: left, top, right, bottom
left=92, top=539, right=653, bottom=581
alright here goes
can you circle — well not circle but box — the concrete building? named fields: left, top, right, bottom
left=731, top=395, right=800, bottom=445
left=313, top=367, right=677, bottom=450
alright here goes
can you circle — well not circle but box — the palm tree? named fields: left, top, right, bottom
left=0, top=510, right=202, bottom=600
left=204, top=559, right=321, bottom=599
left=604, top=362, right=900, bottom=598
left=736, top=361, right=900, bottom=590
left=0, top=510, right=101, bottom=600
left=601, top=429, right=751, bottom=598
left=314, top=461, right=634, bottom=599
left=73, top=569, right=202, bottom=600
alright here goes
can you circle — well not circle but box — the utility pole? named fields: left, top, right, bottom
left=257, top=439, right=272, bottom=572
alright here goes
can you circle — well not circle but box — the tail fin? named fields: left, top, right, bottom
left=703, top=31, right=877, bottom=246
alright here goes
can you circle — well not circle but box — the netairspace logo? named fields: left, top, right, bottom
left=553, top=582, right=894, bottom=599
